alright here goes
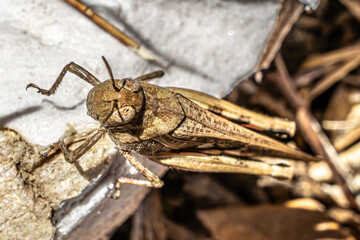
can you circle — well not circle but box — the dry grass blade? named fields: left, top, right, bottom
left=306, top=55, right=360, bottom=102
left=271, top=54, right=357, bottom=209
left=299, top=41, right=360, bottom=70
left=295, top=64, right=337, bottom=87
left=322, top=85, right=360, bottom=151
left=339, top=142, right=360, bottom=170
left=258, top=0, right=304, bottom=71
left=340, top=0, right=360, bottom=22
left=333, top=128, right=360, bottom=151
left=322, top=119, right=360, bottom=130
left=343, top=75, right=360, bottom=87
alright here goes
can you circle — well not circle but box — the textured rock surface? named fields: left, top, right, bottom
left=0, top=128, right=54, bottom=239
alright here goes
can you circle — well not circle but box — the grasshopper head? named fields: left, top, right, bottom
left=86, top=57, right=144, bottom=126
left=86, top=78, right=144, bottom=126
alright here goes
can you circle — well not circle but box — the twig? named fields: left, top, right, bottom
left=333, top=127, right=360, bottom=151
left=307, top=55, right=360, bottom=102
left=294, top=65, right=337, bottom=87
left=299, top=41, right=360, bottom=70
left=268, top=54, right=357, bottom=209
left=65, top=0, right=159, bottom=61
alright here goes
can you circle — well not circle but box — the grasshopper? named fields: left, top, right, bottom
left=27, top=57, right=318, bottom=198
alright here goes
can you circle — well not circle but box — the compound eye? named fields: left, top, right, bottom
left=124, top=79, right=141, bottom=93
left=87, top=110, right=100, bottom=120
left=119, top=106, right=136, bottom=123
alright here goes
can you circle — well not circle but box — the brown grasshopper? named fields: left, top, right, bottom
left=27, top=57, right=318, bottom=198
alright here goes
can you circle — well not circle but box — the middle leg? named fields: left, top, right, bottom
left=112, top=150, right=164, bottom=199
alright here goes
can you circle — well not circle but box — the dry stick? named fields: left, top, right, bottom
left=339, top=0, right=360, bottom=26
left=343, top=74, right=360, bottom=87
left=294, top=64, right=337, bottom=87
left=299, top=41, right=360, bottom=70
left=322, top=119, right=360, bottom=131
left=296, top=42, right=360, bottom=89
left=307, top=55, right=360, bottom=102
left=270, top=54, right=357, bottom=209
left=333, top=127, right=360, bottom=151
left=65, top=0, right=158, bottom=61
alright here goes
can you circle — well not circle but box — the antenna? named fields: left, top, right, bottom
left=102, top=56, right=120, bottom=91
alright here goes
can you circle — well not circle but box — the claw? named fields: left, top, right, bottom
left=26, top=83, right=40, bottom=91
left=111, top=190, right=121, bottom=200
left=26, top=83, right=51, bottom=95
left=110, top=181, right=121, bottom=199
